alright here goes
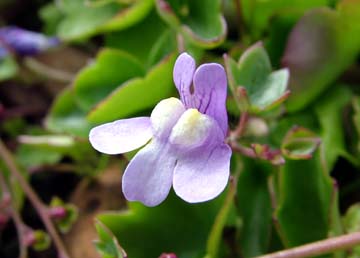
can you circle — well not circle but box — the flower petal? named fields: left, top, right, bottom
left=89, top=117, right=152, bottom=155
left=173, top=52, right=196, bottom=106
left=192, top=63, right=228, bottom=136
left=122, top=140, right=176, bottom=207
left=173, top=143, right=231, bottom=203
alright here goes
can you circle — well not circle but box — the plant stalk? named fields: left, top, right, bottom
left=255, top=231, right=360, bottom=258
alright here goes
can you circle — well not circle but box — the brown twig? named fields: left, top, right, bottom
left=0, top=140, right=70, bottom=258
left=255, top=232, right=360, bottom=258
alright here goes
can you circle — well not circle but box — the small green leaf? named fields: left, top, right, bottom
left=50, top=197, right=78, bottom=233
left=156, top=0, right=227, bottom=48
left=237, top=158, right=272, bottom=257
left=0, top=56, right=18, bottom=81
left=88, top=53, right=177, bottom=123
left=224, top=42, right=290, bottom=113
left=32, top=230, right=51, bottom=251
left=95, top=220, right=127, bottom=258
left=45, top=88, right=94, bottom=137
left=281, top=126, right=321, bottom=160
left=74, top=49, right=145, bottom=111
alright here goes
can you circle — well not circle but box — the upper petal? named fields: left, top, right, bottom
left=89, top=117, right=152, bottom=155
left=192, top=63, right=228, bottom=136
left=173, top=52, right=196, bottom=106
left=173, top=143, right=232, bottom=203
left=122, top=140, right=176, bottom=207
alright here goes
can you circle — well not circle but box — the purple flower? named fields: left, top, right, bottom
left=89, top=53, right=232, bottom=207
left=0, top=26, right=59, bottom=57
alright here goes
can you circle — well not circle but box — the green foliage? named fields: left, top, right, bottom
left=97, top=192, right=225, bottom=258
left=237, top=159, right=272, bottom=257
left=224, top=42, right=290, bottom=113
left=284, top=2, right=360, bottom=112
left=95, top=221, right=127, bottom=258
left=155, top=0, right=227, bottom=48
left=0, top=57, right=18, bottom=81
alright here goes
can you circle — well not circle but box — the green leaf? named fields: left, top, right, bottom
left=46, top=88, right=94, bottom=137
left=16, top=144, right=62, bottom=169
left=237, top=158, right=272, bottom=257
left=97, top=191, right=225, bottom=258
left=281, top=126, right=321, bottom=160
left=314, top=86, right=352, bottom=169
left=95, top=221, right=127, bottom=258
left=105, top=10, right=176, bottom=68
left=32, top=230, right=51, bottom=251
left=342, top=203, right=360, bottom=256
left=284, top=3, right=360, bottom=112
left=275, top=151, right=334, bottom=247
left=0, top=57, right=18, bottom=81
left=240, top=0, right=329, bottom=39
left=87, top=53, right=177, bottom=123
left=55, top=0, right=153, bottom=40
left=74, top=49, right=145, bottom=111
left=224, top=42, right=290, bottom=113
left=155, top=0, right=227, bottom=48
left=50, top=197, right=79, bottom=233
left=352, top=96, right=360, bottom=153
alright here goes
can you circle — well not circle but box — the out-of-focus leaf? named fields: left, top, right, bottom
left=314, top=86, right=352, bottom=169
left=95, top=220, right=127, bottom=258
left=0, top=56, right=18, bottom=81
left=39, top=3, right=63, bottom=35
left=343, top=203, right=360, bottom=256
left=237, top=158, right=272, bottom=257
left=240, top=0, right=329, bottom=39
left=74, top=49, right=145, bottom=111
left=155, top=0, right=227, bottom=48
left=352, top=96, right=360, bottom=153
left=46, top=88, right=94, bottom=137
left=50, top=197, right=78, bottom=234
left=16, top=144, right=62, bottom=169
left=224, top=42, right=289, bottom=113
left=54, top=0, right=153, bottom=40
left=88, top=53, right=177, bottom=123
left=97, top=191, right=225, bottom=258
left=105, top=10, right=176, bottom=68
left=32, top=230, right=51, bottom=251
left=275, top=151, right=334, bottom=247
left=284, top=3, right=360, bottom=112
left=281, top=126, right=320, bottom=160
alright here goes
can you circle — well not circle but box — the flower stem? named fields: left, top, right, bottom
left=255, top=232, right=360, bottom=258
left=0, top=170, right=28, bottom=258
left=0, top=140, right=71, bottom=258
left=230, top=111, right=249, bottom=140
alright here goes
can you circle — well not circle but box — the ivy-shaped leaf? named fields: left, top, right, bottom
left=74, top=49, right=145, bottom=111
left=224, top=42, right=290, bottom=113
left=155, top=0, right=227, bottom=48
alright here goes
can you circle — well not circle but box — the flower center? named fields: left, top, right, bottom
left=169, top=108, right=213, bottom=149
left=151, top=97, right=185, bottom=139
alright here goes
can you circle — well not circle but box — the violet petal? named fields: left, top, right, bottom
left=173, top=143, right=231, bottom=203
left=192, top=63, right=228, bottom=136
left=89, top=117, right=152, bottom=155
left=173, top=52, right=196, bottom=106
left=122, top=140, right=176, bottom=207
